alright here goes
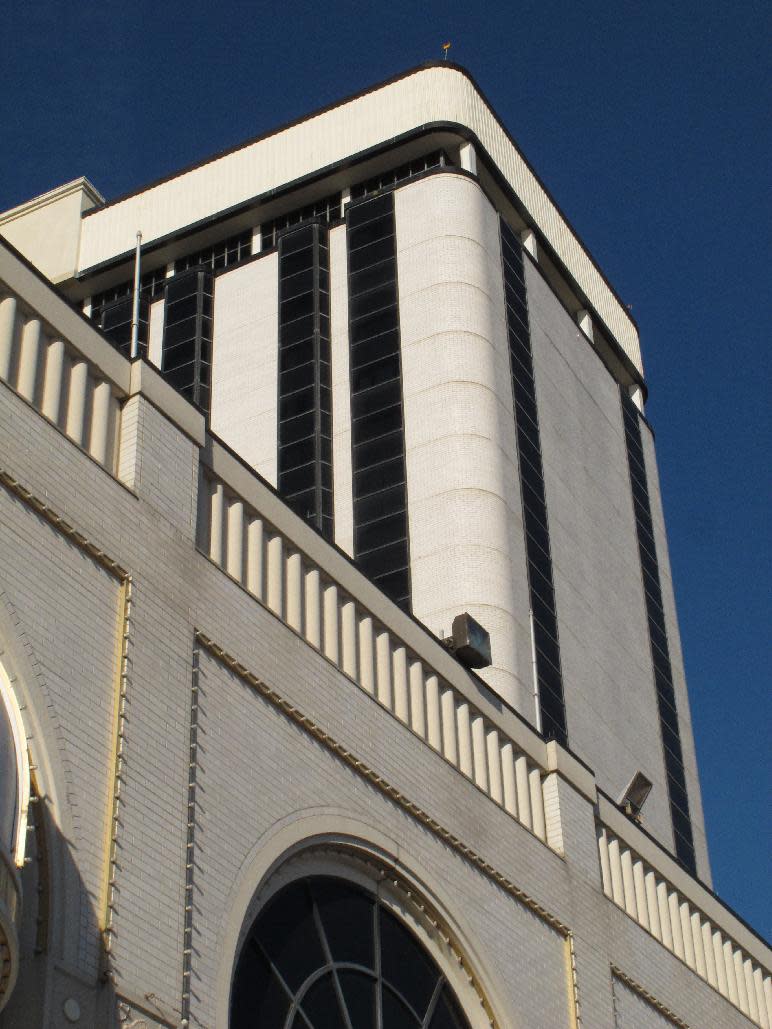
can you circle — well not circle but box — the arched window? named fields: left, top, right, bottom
left=231, top=876, right=472, bottom=1028
left=0, top=661, right=29, bottom=867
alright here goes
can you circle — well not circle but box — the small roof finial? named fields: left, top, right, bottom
left=442, top=41, right=451, bottom=60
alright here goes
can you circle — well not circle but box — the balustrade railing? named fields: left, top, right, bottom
left=198, top=463, right=551, bottom=847
left=599, top=818, right=771, bottom=1026
left=0, top=291, right=123, bottom=472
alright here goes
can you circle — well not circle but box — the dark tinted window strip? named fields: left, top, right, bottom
left=160, top=268, right=213, bottom=412
left=500, top=218, right=568, bottom=747
left=277, top=223, right=334, bottom=541
left=262, top=194, right=342, bottom=251
left=620, top=390, right=696, bottom=874
left=350, top=149, right=450, bottom=201
left=347, top=193, right=410, bottom=612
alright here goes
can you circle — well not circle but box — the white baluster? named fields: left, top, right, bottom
left=392, top=646, right=409, bottom=724
left=515, top=753, right=532, bottom=830
left=424, top=675, right=441, bottom=750
left=744, top=959, right=759, bottom=1023
left=246, top=517, right=265, bottom=600
left=620, top=847, right=639, bottom=920
left=285, top=551, right=303, bottom=630
left=375, top=631, right=392, bottom=708
left=644, top=869, right=661, bottom=940
left=66, top=358, right=89, bottom=446
left=89, top=379, right=114, bottom=466
left=209, top=482, right=225, bottom=565
left=0, top=294, right=18, bottom=380
left=529, top=767, right=546, bottom=841
left=470, top=715, right=488, bottom=791
left=408, top=661, right=426, bottom=738
left=323, top=584, right=339, bottom=664
left=304, top=568, right=321, bottom=647
left=226, top=500, right=245, bottom=583
left=456, top=702, right=473, bottom=778
left=341, top=600, right=357, bottom=679
left=17, top=317, right=41, bottom=401
left=440, top=687, right=458, bottom=765
left=711, top=929, right=728, bottom=997
left=607, top=837, right=625, bottom=908
left=357, top=614, right=374, bottom=693
left=500, top=742, right=518, bottom=818
left=42, top=338, right=66, bottom=424
left=632, top=858, right=649, bottom=931
left=266, top=534, right=284, bottom=616
left=485, top=729, right=503, bottom=805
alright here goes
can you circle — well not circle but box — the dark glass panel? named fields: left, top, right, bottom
left=352, top=354, right=401, bottom=394
left=354, top=540, right=409, bottom=580
left=286, top=489, right=318, bottom=522
left=299, top=972, right=347, bottom=1029
left=355, top=485, right=407, bottom=525
left=349, top=281, right=398, bottom=321
left=353, top=430, right=404, bottom=472
left=281, top=266, right=315, bottom=301
left=350, top=329, right=401, bottom=366
left=347, top=191, right=393, bottom=225
left=347, top=236, right=396, bottom=273
left=282, top=313, right=317, bottom=347
left=430, top=986, right=469, bottom=1029
left=282, top=338, right=316, bottom=371
left=279, top=461, right=317, bottom=497
left=281, top=291, right=316, bottom=324
left=281, top=245, right=316, bottom=276
left=281, top=436, right=317, bottom=472
left=350, top=306, right=400, bottom=346
left=279, top=386, right=316, bottom=422
left=280, top=359, right=317, bottom=397
left=251, top=882, right=325, bottom=992
left=338, top=972, right=376, bottom=1027
left=380, top=908, right=438, bottom=1020
left=355, top=456, right=406, bottom=498
left=350, top=259, right=397, bottom=297
left=313, top=878, right=375, bottom=969
left=356, top=510, right=408, bottom=555
left=369, top=567, right=409, bottom=608
left=353, top=403, right=403, bottom=445
left=230, top=941, right=290, bottom=1029
left=382, top=986, right=420, bottom=1028
left=280, top=411, right=316, bottom=446
left=352, top=378, right=403, bottom=421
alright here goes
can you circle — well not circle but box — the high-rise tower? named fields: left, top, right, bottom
left=0, top=64, right=768, bottom=1028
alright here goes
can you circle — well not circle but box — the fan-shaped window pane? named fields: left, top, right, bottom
left=0, top=693, right=19, bottom=854
left=300, top=971, right=347, bottom=1028
left=382, top=983, right=421, bottom=1027
left=231, top=942, right=290, bottom=1027
left=380, top=906, right=440, bottom=1019
left=430, top=986, right=469, bottom=1029
left=231, top=876, right=472, bottom=1029
left=337, top=970, right=376, bottom=1025
left=314, top=877, right=375, bottom=969
left=257, top=880, right=325, bottom=991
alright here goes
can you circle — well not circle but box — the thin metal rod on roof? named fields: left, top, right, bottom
left=130, top=231, right=142, bottom=360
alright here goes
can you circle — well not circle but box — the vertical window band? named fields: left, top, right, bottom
left=500, top=219, right=568, bottom=747
left=161, top=267, right=214, bottom=413
left=621, top=391, right=696, bottom=873
left=277, top=222, right=334, bottom=541
left=346, top=193, right=411, bottom=611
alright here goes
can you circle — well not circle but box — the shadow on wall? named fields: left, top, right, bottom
left=0, top=778, right=121, bottom=1027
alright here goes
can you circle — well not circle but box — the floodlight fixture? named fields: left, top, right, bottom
left=444, top=613, right=492, bottom=670
left=619, top=771, right=653, bottom=822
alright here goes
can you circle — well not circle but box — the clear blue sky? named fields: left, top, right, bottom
left=2, top=1, right=769, bottom=939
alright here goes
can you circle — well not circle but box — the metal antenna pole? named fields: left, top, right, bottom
left=130, top=231, right=142, bottom=359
